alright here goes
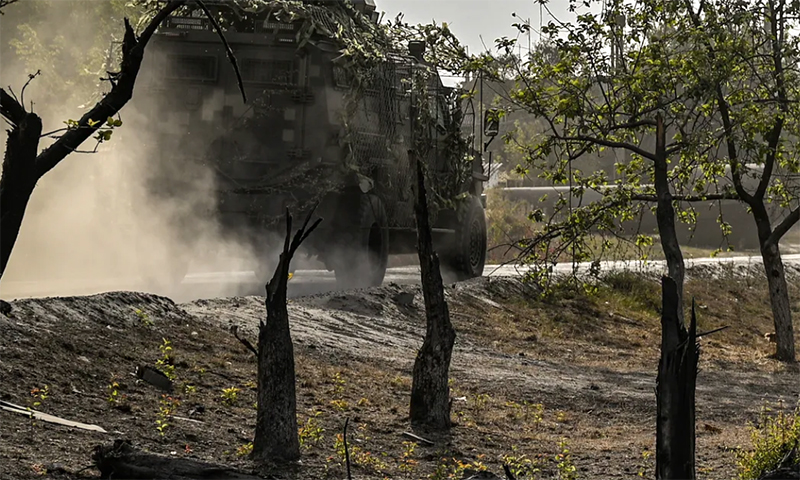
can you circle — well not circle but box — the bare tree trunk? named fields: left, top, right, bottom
left=409, top=151, right=456, bottom=430
left=253, top=207, right=321, bottom=464
left=656, top=276, right=699, bottom=480
left=653, top=114, right=686, bottom=322
left=756, top=213, right=796, bottom=362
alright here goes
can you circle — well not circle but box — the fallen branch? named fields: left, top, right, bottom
left=0, top=400, right=107, bottom=433
left=93, top=440, right=260, bottom=479
left=230, top=325, right=258, bottom=357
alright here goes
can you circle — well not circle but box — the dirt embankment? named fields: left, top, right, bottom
left=0, top=274, right=798, bottom=480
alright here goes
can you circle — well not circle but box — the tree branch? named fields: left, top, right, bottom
left=768, top=205, right=799, bottom=246
left=33, top=1, right=186, bottom=178
left=195, top=0, right=247, bottom=104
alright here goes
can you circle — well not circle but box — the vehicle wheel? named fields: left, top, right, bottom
left=333, top=194, right=389, bottom=289
left=444, top=195, right=487, bottom=281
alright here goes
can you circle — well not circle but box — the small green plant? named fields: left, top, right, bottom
left=106, top=379, right=127, bottom=406
left=330, top=399, right=349, bottom=412
left=221, top=387, right=240, bottom=406
left=474, top=393, right=491, bottom=411
left=134, top=308, right=153, bottom=327
left=736, top=401, right=800, bottom=479
left=503, top=445, right=543, bottom=479
left=427, top=457, right=488, bottom=480
left=155, top=338, right=175, bottom=380
left=398, top=441, right=418, bottom=473
left=638, top=448, right=653, bottom=477
left=29, top=385, right=49, bottom=408
left=181, top=383, right=197, bottom=396
left=155, top=395, right=180, bottom=437
left=331, top=371, right=346, bottom=396
left=332, top=432, right=389, bottom=473
left=298, top=411, right=325, bottom=449
left=555, top=439, right=577, bottom=480
left=236, top=442, right=253, bottom=457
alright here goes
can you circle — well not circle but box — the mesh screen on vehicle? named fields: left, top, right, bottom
left=166, top=54, right=218, bottom=81
left=241, top=59, right=297, bottom=86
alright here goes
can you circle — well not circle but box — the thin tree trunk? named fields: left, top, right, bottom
left=409, top=150, right=456, bottom=430
left=253, top=207, right=320, bottom=464
left=653, top=114, right=686, bottom=322
left=656, top=276, right=699, bottom=480
left=755, top=211, right=796, bottom=362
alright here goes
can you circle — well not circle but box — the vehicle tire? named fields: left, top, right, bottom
left=333, top=194, right=389, bottom=289
left=444, top=195, right=487, bottom=281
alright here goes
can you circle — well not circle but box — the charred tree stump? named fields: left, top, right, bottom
left=253, top=206, right=321, bottom=464
left=93, top=440, right=261, bottom=479
left=409, top=151, right=457, bottom=430
left=656, top=275, right=699, bottom=480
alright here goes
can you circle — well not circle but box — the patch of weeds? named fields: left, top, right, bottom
left=156, top=338, right=175, bottom=380
left=474, top=393, right=491, bottom=411
left=330, top=399, right=349, bottom=412
left=638, top=448, right=653, bottom=477
left=107, top=378, right=127, bottom=407
left=389, top=375, right=410, bottom=390
left=221, top=387, right=240, bottom=407
left=156, top=395, right=180, bottom=437
left=555, top=410, right=569, bottom=423
left=505, top=400, right=544, bottom=426
left=357, top=397, right=370, bottom=407
left=244, top=380, right=257, bottom=390
left=298, top=411, right=325, bottom=449
left=331, top=429, right=389, bottom=474
left=29, top=385, right=49, bottom=409
left=555, top=439, right=577, bottom=480
left=236, top=443, right=253, bottom=457
left=398, top=441, right=418, bottom=473
left=331, top=371, right=346, bottom=396
left=181, top=383, right=196, bottom=396
left=134, top=308, right=153, bottom=327
left=502, top=445, right=543, bottom=479
left=427, top=457, right=488, bottom=480
left=736, top=401, right=800, bottom=479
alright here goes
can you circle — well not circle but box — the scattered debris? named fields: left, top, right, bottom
left=0, top=400, right=107, bottom=433
left=401, top=431, right=434, bottom=446
left=393, top=291, right=415, bottom=306
left=135, top=365, right=173, bottom=392
left=0, top=299, right=12, bottom=316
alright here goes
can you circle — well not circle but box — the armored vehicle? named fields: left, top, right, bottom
left=132, top=0, right=490, bottom=288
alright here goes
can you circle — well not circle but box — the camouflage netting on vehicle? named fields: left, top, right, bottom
left=217, top=0, right=474, bottom=222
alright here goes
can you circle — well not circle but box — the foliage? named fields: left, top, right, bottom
left=221, top=387, right=240, bottom=406
left=462, top=0, right=800, bottom=297
left=155, top=338, right=175, bottom=380
left=155, top=394, right=180, bottom=437
left=736, top=401, right=800, bottom=479
left=555, top=439, right=577, bottom=480
left=298, top=411, right=325, bottom=449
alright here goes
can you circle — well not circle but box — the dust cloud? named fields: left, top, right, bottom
left=0, top=4, right=277, bottom=299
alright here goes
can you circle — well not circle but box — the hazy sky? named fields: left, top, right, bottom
left=376, top=0, right=578, bottom=55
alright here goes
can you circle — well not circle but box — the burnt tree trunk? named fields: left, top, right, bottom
left=656, top=276, right=699, bottom=480
left=0, top=94, right=41, bottom=276
left=253, top=207, right=321, bottom=463
left=93, top=440, right=261, bottom=480
left=409, top=150, right=457, bottom=430
left=653, top=114, right=686, bottom=323
left=0, top=0, right=187, bottom=281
